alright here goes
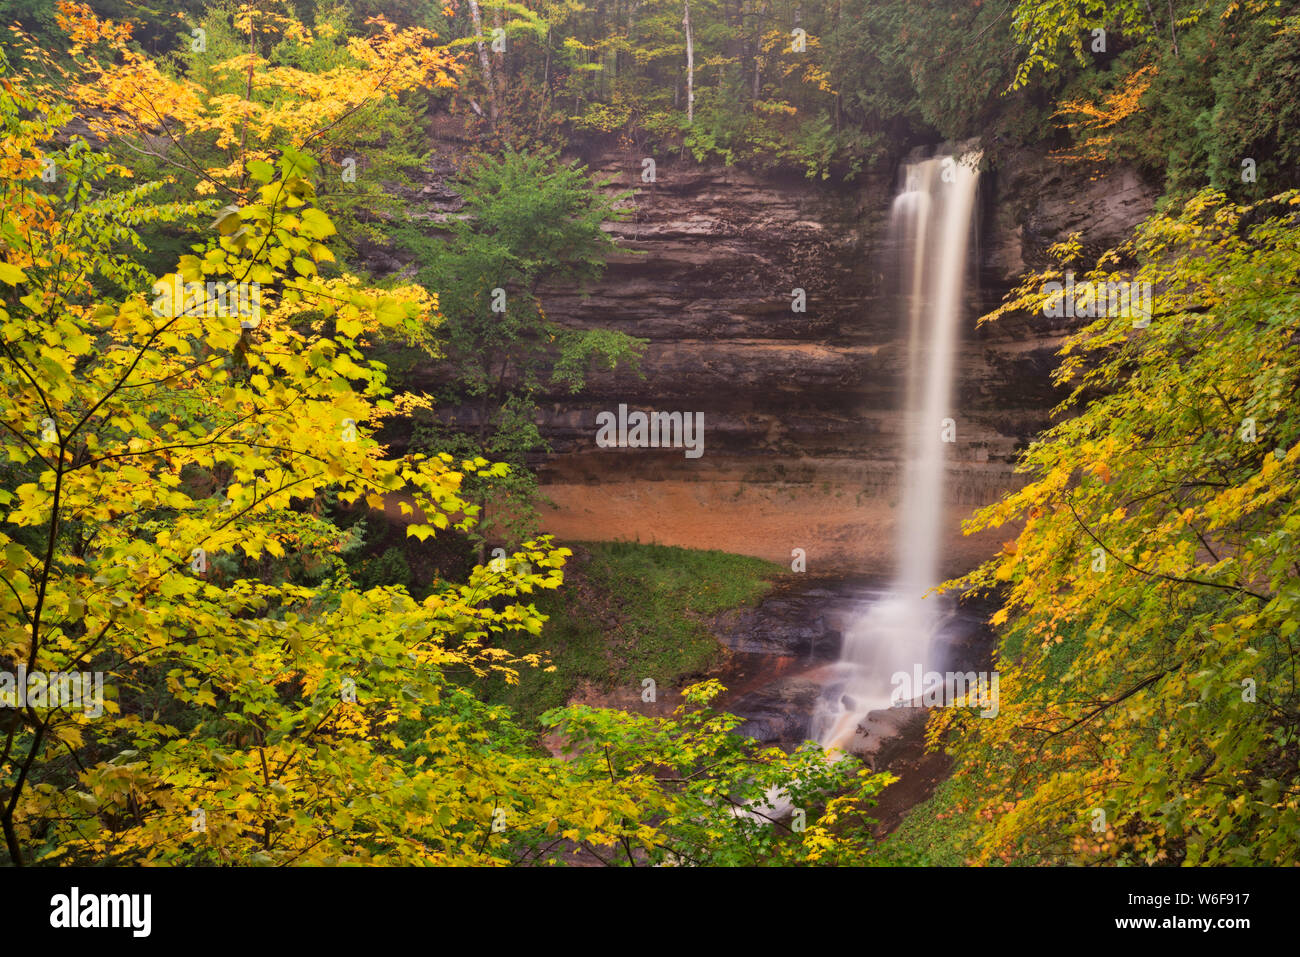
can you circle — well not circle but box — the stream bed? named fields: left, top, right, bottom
left=711, top=575, right=996, bottom=832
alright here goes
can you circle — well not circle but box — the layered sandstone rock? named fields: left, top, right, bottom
left=399, top=134, right=1157, bottom=575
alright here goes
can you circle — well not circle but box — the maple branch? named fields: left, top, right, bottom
left=1030, top=670, right=1169, bottom=746
left=1064, top=495, right=1269, bottom=602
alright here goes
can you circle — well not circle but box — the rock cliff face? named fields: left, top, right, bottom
left=421, top=134, right=1158, bottom=576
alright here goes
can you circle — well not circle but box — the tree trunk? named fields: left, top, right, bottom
left=468, top=0, right=498, bottom=126
left=683, top=0, right=694, bottom=125
left=492, top=6, right=506, bottom=106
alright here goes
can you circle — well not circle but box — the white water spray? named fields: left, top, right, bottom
left=812, top=152, right=982, bottom=753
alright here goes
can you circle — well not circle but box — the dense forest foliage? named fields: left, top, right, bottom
left=1, top=0, right=1298, bottom=866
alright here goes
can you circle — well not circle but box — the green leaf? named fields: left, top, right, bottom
left=246, top=160, right=275, bottom=184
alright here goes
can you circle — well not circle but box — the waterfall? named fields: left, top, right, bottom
left=812, top=151, right=982, bottom=753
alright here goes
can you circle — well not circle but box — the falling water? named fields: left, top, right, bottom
left=812, top=152, right=982, bottom=753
